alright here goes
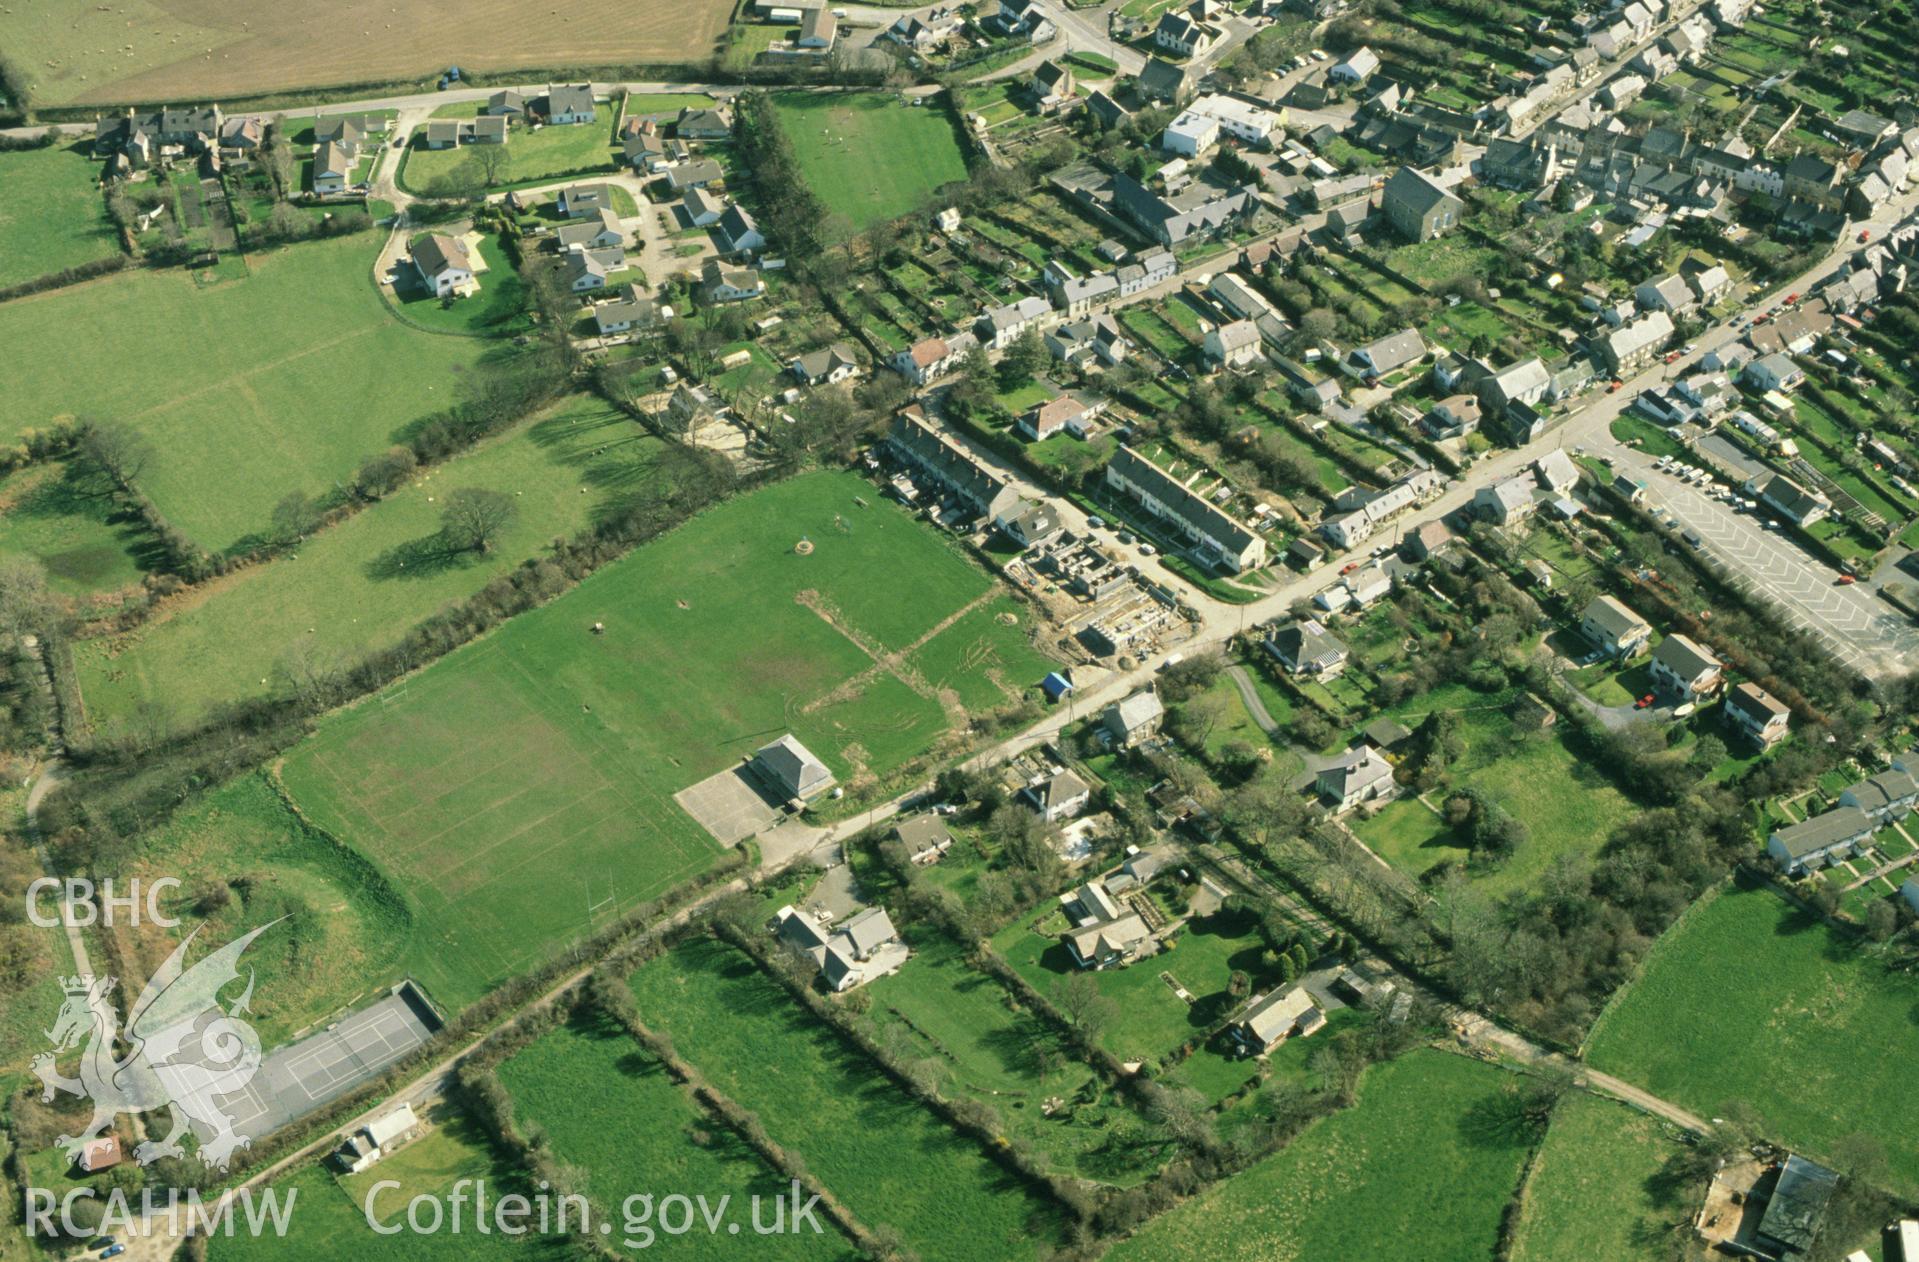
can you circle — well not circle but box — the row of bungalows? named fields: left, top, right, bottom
left=1768, top=760, right=1919, bottom=875
left=1103, top=445, right=1268, bottom=572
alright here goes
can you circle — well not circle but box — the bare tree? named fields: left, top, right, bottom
left=78, top=419, right=152, bottom=491
left=0, top=558, right=56, bottom=643
left=440, top=487, right=517, bottom=554
left=474, top=142, right=510, bottom=188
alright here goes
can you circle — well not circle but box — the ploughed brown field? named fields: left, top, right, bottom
left=1, top=0, right=730, bottom=107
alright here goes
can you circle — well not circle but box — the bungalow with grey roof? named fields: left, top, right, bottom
left=666, top=158, right=724, bottom=192
left=542, top=84, right=597, bottom=125
left=565, top=245, right=625, bottom=292
left=1266, top=618, right=1349, bottom=677
left=892, top=815, right=955, bottom=865
left=1231, top=987, right=1325, bottom=1055
left=557, top=182, right=615, bottom=217
left=717, top=204, right=764, bottom=253
left=791, top=343, right=859, bottom=385
left=702, top=259, right=765, bottom=302
left=1347, top=327, right=1427, bottom=379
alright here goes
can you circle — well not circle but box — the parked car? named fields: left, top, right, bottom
left=1838, top=574, right=1857, bottom=585
left=1635, top=694, right=1655, bottom=709
left=1087, top=516, right=1104, bottom=529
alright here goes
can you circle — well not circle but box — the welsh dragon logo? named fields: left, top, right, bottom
left=32, top=922, right=276, bottom=1172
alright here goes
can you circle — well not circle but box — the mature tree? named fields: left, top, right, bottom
left=78, top=418, right=152, bottom=491
left=270, top=490, right=321, bottom=544
left=998, top=328, right=1047, bottom=390
left=473, top=142, right=510, bottom=188
left=0, top=558, right=56, bottom=644
left=440, top=487, right=517, bottom=554
left=1051, top=972, right=1116, bottom=1040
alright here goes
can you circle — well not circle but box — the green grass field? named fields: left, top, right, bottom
left=401, top=121, right=617, bottom=193
left=0, top=231, right=487, bottom=551
left=1588, top=883, right=1919, bottom=1188
left=280, top=471, right=1007, bottom=1009
left=769, top=93, right=969, bottom=238
left=500, top=1013, right=858, bottom=1258
left=102, top=773, right=410, bottom=1049
left=903, top=594, right=1052, bottom=713
left=1508, top=1093, right=1685, bottom=1262
left=0, top=461, right=151, bottom=596
left=1351, top=713, right=1639, bottom=896
left=0, top=145, right=118, bottom=288
left=627, top=937, right=1064, bottom=1261
left=211, top=1110, right=565, bottom=1262
left=73, top=397, right=656, bottom=732
left=1108, top=1051, right=1533, bottom=1261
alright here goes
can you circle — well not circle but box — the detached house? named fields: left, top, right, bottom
left=702, top=259, right=765, bottom=302
left=1317, top=745, right=1397, bottom=811
left=1025, top=768, right=1092, bottom=822
left=1580, top=595, right=1652, bottom=658
left=791, top=343, right=860, bottom=385
left=1265, top=618, right=1349, bottom=677
left=893, top=815, right=955, bottom=865
left=890, top=332, right=978, bottom=386
left=1725, top=682, right=1790, bottom=748
left=312, top=141, right=354, bottom=194
left=542, top=84, right=597, bottom=125
left=1381, top=166, right=1463, bottom=241
left=410, top=233, right=474, bottom=298
left=1205, top=319, right=1263, bottom=368
left=1347, top=327, right=1427, bottom=379
left=1065, top=913, right=1154, bottom=969
left=1102, top=690, right=1166, bottom=748
left=1154, top=9, right=1218, bottom=56
left=1649, top=633, right=1723, bottom=700
left=1231, top=988, right=1326, bottom=1056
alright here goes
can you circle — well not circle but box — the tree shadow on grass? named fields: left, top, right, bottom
left=365, top=530, right=475, bottom=581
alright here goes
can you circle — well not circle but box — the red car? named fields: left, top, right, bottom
left=1635, top=694, right=1655, bottom=709
left=1340, top=561, right=1360, bottom=575
left=1838, top=574, right=1857, bottom=585
left=1607, top=379, right=1623, bottom=392
left=1784, top=292, right=1800, bottom=305
left=1860, top=229, right=1873, bottom=243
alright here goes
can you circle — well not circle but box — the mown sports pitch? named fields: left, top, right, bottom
left=770, top=92, right=971, bottom=238
left=0, top=231, right=486, bottom=552
left=280, top=471, right=1043, bottom=1009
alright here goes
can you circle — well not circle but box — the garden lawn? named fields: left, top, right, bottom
left=627, top=937, right=1064, bottom=1262
left=1352, top=712, right=1638, bottom=897
left=991, top=906, right=1267, bottom=1064
left=1108, top=1051, right=1532, bottom=1261
left=769, top=93, right=969, bottom=238
left=98, top=773, right=410, bottom=1049
left=389, top=232, right=531, bottom=336
left=0, top=231, right=484, bottom=552
left=864, top=934, right=1151, bottom=1182
left=401, top=119, right=617, bottom=192
left=73, top=396, right=652, bottom=731
left=1587, top=883, right=1919, bottom=1190
left=500, top=1014, right=858, bottom=1259
left=0, top=462, right=150, bottom=596
left=0, top=145, right=118, bottom=288
left=281, top=471, right=999, bottom=1009
left=1509, top=1093, right=1685, bottom=1262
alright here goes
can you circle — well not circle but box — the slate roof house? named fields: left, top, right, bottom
left=411, top=233, right=474, bottom=298
left=893, top=814, right=956, bottom=865
left=887, top=406, right=1022, bottom=520
left=1725, top=681, right=1789, bottom=748
left=1104, top=446, right=1268, bottom=572
left=791, top=343, right=860, bottom=385
left=1381, top=166, right=1464, bottom=241
left=1316, top=745, right=1396, bottom=811
left=1064, top=913, right=1153, bottom=969
left=542, top=84, right=597, bottom=125
left=1265, top=618, right=1349, bottom=677
left=1580, top=595, right=1652, bottom=657
left=1768, top=807, right=1873, bottom=875
left=1024, top=768, right=1092, bottom=822
left=751, top=734, right=835, bottom=803
left=1649, top=633, right=1723, bottom=700
left=1102, top=690, right=1166, bottom=748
